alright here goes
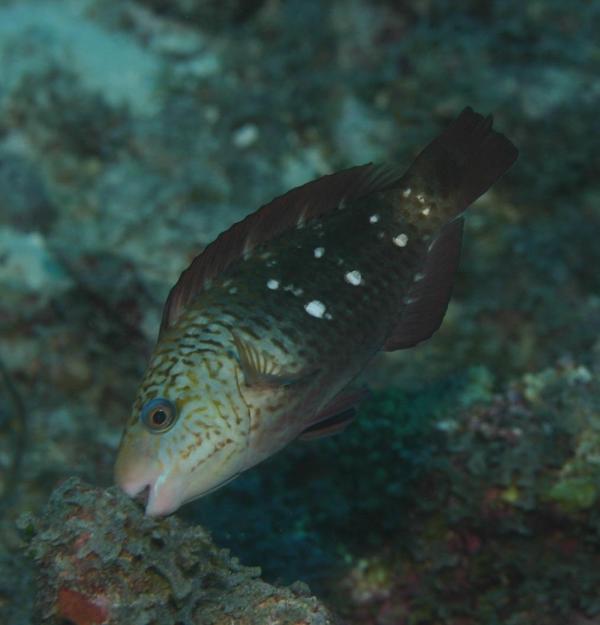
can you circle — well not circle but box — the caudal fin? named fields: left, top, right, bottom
left=383, top=108, right=518, bottom=352
left=403, top=107, right=518, bottom=219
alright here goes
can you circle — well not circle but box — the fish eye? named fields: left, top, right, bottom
left=140, top=398, right=177, bottom=433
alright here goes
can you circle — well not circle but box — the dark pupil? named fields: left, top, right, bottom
left=152, top=409, right=168, bottom=426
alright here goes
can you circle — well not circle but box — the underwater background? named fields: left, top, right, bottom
left=0, top=0, right=599, bottom=623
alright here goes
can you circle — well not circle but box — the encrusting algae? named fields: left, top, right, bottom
left=114, top=107, right=518, bottom=516
left=22, top=477, right=340, bottom=625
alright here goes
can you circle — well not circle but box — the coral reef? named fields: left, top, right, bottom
left=326, top=356, right=600, bottom=624
left=21, top=477, right=339, bottom=625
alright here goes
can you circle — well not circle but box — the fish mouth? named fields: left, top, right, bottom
left=115, top=438, right=245, bottom=516
left=114, top=457, right=176, bottom=516
left=134, top=485, right=150, bottom=507
left=116, top=472, right=151, bottom=501
left=115, top=457, right=187, bottom=517
left=116, top=476, right=156, bottom=511
left=144, top=476, right=181, bottom=516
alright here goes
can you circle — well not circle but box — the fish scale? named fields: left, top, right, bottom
left=226, top=203, right=414, bottom=353
left=114, top=107, right=518, bottom=516
left=271, top=206, right=416, bottom=355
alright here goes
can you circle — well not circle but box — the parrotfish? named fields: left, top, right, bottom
left=115, top=107, right=518, bottom=516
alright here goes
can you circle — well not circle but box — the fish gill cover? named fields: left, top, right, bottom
left=0, top=1, right=599, bottom=624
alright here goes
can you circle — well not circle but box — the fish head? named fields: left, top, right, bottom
left=114, top=347, right=249, bottom=516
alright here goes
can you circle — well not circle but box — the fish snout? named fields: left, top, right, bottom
left=114, top=448, right=185, bottom=516
left=143, top=474, right=185, bottom=517
left=114, top=449, right=158, bottom=500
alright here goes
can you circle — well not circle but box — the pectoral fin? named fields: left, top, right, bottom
left=232, top=332, right=319, bottom=389
left=298, top=409, right=356, bottom=441
left=298, top=387, right=370, bottom=441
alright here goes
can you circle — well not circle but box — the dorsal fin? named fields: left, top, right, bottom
left=160, top=164, right=403, bottom=335
left=384, top=218, right=464, bottom=351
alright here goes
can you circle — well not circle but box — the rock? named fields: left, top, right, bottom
left=0, top=1, right=162, bottom=116
left=0, top=227, right=72, bottom=297
left=21, top=478, right=340, bottom=625
left=0, top=153, right=56, bottom=233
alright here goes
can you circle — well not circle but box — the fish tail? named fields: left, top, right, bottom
left=397, top=107, right=518, bottom=227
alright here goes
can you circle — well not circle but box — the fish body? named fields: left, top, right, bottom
left=115, top=108, right=518, bottom=516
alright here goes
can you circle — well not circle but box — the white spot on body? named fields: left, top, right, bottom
left=267, top=279, right=279, bottom=290
left=393, top=233, right=409, bottom=247
left=314, top=247, right=325, bottom=258
left=369, top=214, right=380, bottom=224
left=414, top=272, right=425, bottom=282
left=421, top=207, right=431, bottom=216
left=417, top=193, right=426, bottom=204
left=284, top=284, right=303, bottom=296
left=305, top=300, right=327, bottom=319
left=229, top=287, right=238, bottom=294
left=402, top=187, right=412, bottom=198
left=345, top=270, right=362, bottom=286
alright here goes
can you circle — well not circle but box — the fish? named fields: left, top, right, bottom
left=114, top=107, right=518, bottom=516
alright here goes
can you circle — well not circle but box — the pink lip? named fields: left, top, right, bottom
left=114, top=447, right=164, bottom=510
left=116, top=471, right=181, bottom=516
left=118, top=476, right=150, bottom=500
left=144, top=483, right=182, bottom=517
left=146, top=475, right=185, bottom=516
left=115, top=448, right=184, bottom=515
